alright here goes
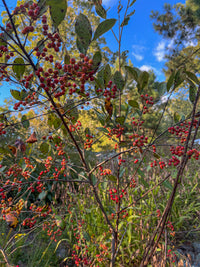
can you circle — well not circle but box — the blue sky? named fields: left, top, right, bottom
left=0, top=0, right=185, bottom=105
left=102, top=0, right=185, bottom=79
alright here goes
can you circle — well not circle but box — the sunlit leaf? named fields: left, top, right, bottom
left=189, top=85, right=197, bottom=104
left=185, top=71, right=199, bottom=85
left=167, top=71, right=175, bottom=92
left=95, top=3, right=106, bottom=19
left=125, top=65, right=138, bottom=81
left=114, top=71, right=125, bottom=91
left=75, top=13, right=92, bottom=53
left=128, top=100, right=139, bottom=109
left=47, top=0, right=67, bottom=28
left=174, top=112, right=181, bottom=123
left=10, top=89, right=22, bottom=100
left=93, top=19, right=116, bottom=41
left=40, top=142, right=49, bottom=154
left=21, top=115, right=30, bottom=129
left=12, top=57, right=25, bottom=80
left=115, top=116, right=125, bottom=124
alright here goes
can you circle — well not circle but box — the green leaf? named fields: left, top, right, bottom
left=157, top=82, right=166, bottom=96
left=83, top=231, right=90, bottom=242
left=92, top=51, right=102, bottom=73
left=153, top=153, right=160, bottom=159
left=104, top=64, right=111, bottom=86
left=85, top=127, right=91, bottom=136
left=107, top=175, right=117, bottom=181
left=38, top=190, right=48, bottom=201
left=95, top=4, right=107, bottom=19
left=36, top=39, right=45, bottom=53
left=167, top=71, right=175, bottom=92
left=121, top=10, right=135, bottom=27
left=91, top=174, right=97, bottom=185
left=121, top=16, right=130, bottom=27
left=53, top=117, right=62, bottom=129
left=93, top=19, right=117, bottom=41
left=47, top=0, right=67, bottom=28
left=125, top=66, right=138, bottom=81
left=128, top=100, right=139, bottom=109
left=130, top=0, right=137, bottom=7
left=115, top=116, right=125, bottom=124
left=75, top=13, right=92, bottom=53
left=174, top=68, right=185, bottom=89
left=76, top=37, right=89, bottom=54
left=40, top=142, right=49, bottom=154
left=21, top=115, right=30, bottom=129
left=12, top=57, right=25, bottom=80
left=64, top=53, right=70, bottom=64
left=189, top=85, right=197, bottom=104
left=114, top=71, right=125, bottom=91
left=174, top=112, right=181, bottom=123
left=185, top=71, right=199, bottom=85
left=138, top=71, right=149, bottom=92
left=10, top=90, right=22, bottom=100
left=97, top=127, right=109, bottom=134
left=95, top=110, right=106, bottom=126
left=37, top=0, right=48, bottom=16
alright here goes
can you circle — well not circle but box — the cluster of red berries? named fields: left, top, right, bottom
left=187, top=148, right=200, bottom=160
left=69, top=120, right=82, bottom=132
left=131, top=117, right=145, bottom=128
left=132, top=134, right=148, bottom=147
left=101, top=80, right=118, bottom=99
left=168, top=156, right=180, bottom=167
left=109, top=188, right=126, bottom=203
left=118, top=156, right=126, bottom=165
left=22, top=217, right=37, bottom=228
left=167, top=220, right=175, bottom=237
left=13, top=2, right=39, bottom=20
left=84, top=134, right=93, bottom=149
left=167, top=249, right=177, bottom=263
left=130, top=178, right=136, bottom=188
left=98, top=166, right=112, bottom=176
left=140, top=94, right=154, bottom=114
left=168, top=120, right=198, bottom=143
left=112, top=124, right=125, bottom=138
left=170, top=145, right=184, bottom=157
left=43, top=221, right=62, bottom=242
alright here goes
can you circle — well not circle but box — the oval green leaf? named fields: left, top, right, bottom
left=189, top=85, right=197, bottom=104
left=12, top=57, right=25, bottom=80
left=40, top=142, right=49, bottom=154
left=75, top=13, right=92, bottom=45
left=21, top=115, right=30, bottom=129
left=48, top=0, right=67, bottom=28
left=95, top=4, right=107, bottom=19
left=10, top=89, right=22, bottom=100
left=93, top=19, right=116, bottom=41
left=167, top=71, right=175, bottom=92
left=174, top=112, right=181, bottom=123
left=128, top=100, right=139, bottom=109
left=114, top=70, right=125, bottom=91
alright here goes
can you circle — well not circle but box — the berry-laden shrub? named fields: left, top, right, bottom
left=0, top=0, right=200, bottom=266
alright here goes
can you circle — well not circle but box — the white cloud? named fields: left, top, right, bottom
left=139, top=65, right=162, bottom=77
left=132, top=53, right=144, bottom=61
left=132, top=44, right=145, bottom=61
left=102, top=0, right=117, bottom=7
left=140, top=65, right=154, bottom=72
left=154, top=41, right=166, bottom=62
